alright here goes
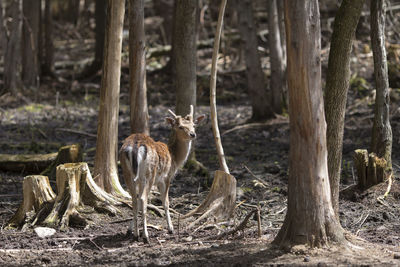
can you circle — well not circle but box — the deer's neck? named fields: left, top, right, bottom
left=168, top=132, right=192, bottom=171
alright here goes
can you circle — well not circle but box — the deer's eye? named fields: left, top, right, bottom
left=179, top=126, right=184, bottom=130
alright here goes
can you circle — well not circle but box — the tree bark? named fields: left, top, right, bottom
left=129, top=0, right=149, bottom=135
left=268, top=0, right=285, bottom=114
left=370, top=0, right=392, bottom=168
left=172, top=0, right=198, bottom=117
left=273, top=0, right=344, bottom=248
left=93, top=0, right=128, bottom=197
left=236, top=0, right=274, bottom=121
left=4, top=0, right=23, bottom=93
left=324, top=0, right=365, bottom=218
left=22, top=0, right=41, bottom=89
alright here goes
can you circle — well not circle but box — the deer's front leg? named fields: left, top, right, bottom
left=158, top=181, right=174, bottom=234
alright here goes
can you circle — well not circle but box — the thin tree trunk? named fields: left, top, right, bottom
left=172, top=0, right=198, bottom=117
left=324, top=0, right=365, bottom=218
left=236, top=0, right=274, bottom=121
left=41, top=0, right=54, bottom=76
left=273, top=0, right=344, bottom=248
left=94, top=0, right=127, bottom=196
left=152, top=0, right=173, bottom=45
left=4, top=0, right=23, bottom=92
left=129, top=0, right=149, bottom=135
left=22, top=0, right=40, bottom=89
left=78, top=0, right=106, bottom=79
left=268, top=0, right=285, bottom=114
left=370, top=0, right=392, bottom=168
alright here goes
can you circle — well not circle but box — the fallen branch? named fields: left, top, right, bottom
left=209, top=209, right=257, bottom=240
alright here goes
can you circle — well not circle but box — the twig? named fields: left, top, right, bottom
left=243, top=164, right=269, bottom=187
left=0, top=248, right=73, bottom=253
left=256, top=204, right=262, bottom=238
left=55, top=128, right=97, bottom=138
left=209, top=209, right=257, bottom=240
left=222, top=122, right=271, bottom=136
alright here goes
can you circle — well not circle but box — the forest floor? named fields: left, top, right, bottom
left=1, top=3, right=400, bottom=266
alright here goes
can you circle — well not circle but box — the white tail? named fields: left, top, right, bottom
left=119, top=105, right=205, bottom=243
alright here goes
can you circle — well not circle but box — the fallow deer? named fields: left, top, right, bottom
left=119, top=105, right=205, bottom=243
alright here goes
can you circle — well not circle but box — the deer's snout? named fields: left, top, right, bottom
left=189, top=132, right=196, bottom=139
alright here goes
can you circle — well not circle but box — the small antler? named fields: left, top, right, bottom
left=168, top=109, right=177, bottom=118
left=189, top=105, right=194, bottom=117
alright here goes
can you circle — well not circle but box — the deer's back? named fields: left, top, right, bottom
left=120, top=133, right=172, bottom=184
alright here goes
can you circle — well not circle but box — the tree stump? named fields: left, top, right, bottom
left=182, top=170, right=236, bottom=229
left=41, top=144, right=83, bottom=180
left=7, top=163, right=121, bottom=230
left=42, top=162, right=119, bottom=229
left=7, top=175, right=56, bottom=228
left=354, top=149, right=388, bottom=190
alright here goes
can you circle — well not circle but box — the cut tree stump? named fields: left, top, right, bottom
left=354, top=149, right=388, bottom=190
left=182, top=170, right=236, bottom=229
left=7, top=175, right=56, bottom=229
left=41, top=162, right=119, bottom=229
left=7, top=163, right=121, bottom=230
left=41, top=144, right=83, bottom=180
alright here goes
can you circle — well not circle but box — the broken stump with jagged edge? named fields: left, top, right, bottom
left=182, top=170, right=236, bottom=229
left=6, top=175, right=56, bottom=229
left=7, top=163, right=121, bottom=230
left=41, top=144, right=83, bottom=180
left=354, top=149, right=388, bottom=190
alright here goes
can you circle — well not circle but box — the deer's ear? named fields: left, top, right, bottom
left=194, top=114, right=206, bottom=125
left=165, top=117, right=175, bottom=126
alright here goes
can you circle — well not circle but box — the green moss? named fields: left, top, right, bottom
left=241, top=186, right=252, bottom=193
left=18, top=103, right=45, bottom=113
left=350, top=74, right=370, bottom=95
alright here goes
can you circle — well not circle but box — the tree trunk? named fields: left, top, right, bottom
left=172, top=0, right=198, bottom=117
left=268, top=0, right=285, bottom=114
left=93, top=0, right=128, bottom=197
left=129, top=0, right=149, bottom=135
left=152, top=0, right=174, bottom=45
left=324, top=0, right=365, bottom=218
left=22, top=0, right=41, bottom=89
left=273, top=0, right=344, bottom=248
left=4, top=0, right=23, bottom=93
left=370, top=0, right=392, bottom=168
left=41, top=0, right=54, bottom=76
left=78, top=0, right=106, bottom=79
left=236, top=0, right=274, bottom=121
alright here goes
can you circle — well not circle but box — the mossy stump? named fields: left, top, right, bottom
left=354, top=149, right=388, bottom=190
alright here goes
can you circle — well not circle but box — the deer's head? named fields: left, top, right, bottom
left=166, top=105, right=205, bottom=141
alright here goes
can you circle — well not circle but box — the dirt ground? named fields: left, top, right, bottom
left=1, top=2, right=400, bottom=266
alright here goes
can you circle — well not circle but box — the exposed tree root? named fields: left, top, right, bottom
left=182, top=170, right=236, bottom=228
